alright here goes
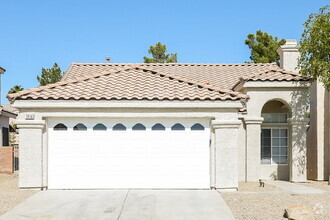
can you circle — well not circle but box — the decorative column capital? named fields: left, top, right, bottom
left=244, top=116, right=264, bottom=125
left=287, top=118, right=310, bottom=126
left=16, top=120, right=45, bottom=129
left=211, top=120, right=241, bottom=129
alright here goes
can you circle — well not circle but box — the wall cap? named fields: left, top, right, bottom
left=16, top=120, right=45, bottom=129
left=244, top=116, right=264, bottom=124
left=211, top=120, right=241, bottom=129
left=287, top=118, right=310, bottom=125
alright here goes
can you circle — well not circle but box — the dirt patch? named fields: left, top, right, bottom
left=0, top=174, right=37, bottom=216
left=222, top=192, right=330, bottom=220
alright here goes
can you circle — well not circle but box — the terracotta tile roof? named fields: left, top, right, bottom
left=62, top=63, right=280, bottom=89
left=232, top=68, right=310, bottom=90
left=7, top=67, right=248, bottom=102
left=0, top=66, right=5, bottom=73
left=0, top=104, right=18, bottom=114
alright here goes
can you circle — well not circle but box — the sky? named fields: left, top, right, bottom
left=0, top=0, right=327, bottom=104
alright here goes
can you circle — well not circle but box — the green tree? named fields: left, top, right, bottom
left=245, top=30, right=286, bottom=63
left=144, top=42, right=177, bottom=63
left=37, top=63, right=63, bottom=86
left=8, top=85, right=24, bottom=94
left=299, top=6, right=330, bottom=88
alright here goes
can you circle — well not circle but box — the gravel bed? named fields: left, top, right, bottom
left=238, top=181, right=279, bottom=192
left=222, top=181, right=330, bottom=220
left=0, top=174, right=37, bottom=216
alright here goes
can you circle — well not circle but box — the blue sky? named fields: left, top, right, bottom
left=0, top=0, right=327, bottom=103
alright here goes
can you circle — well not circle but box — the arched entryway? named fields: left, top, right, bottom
left=260, top=100, right=291, bottom=180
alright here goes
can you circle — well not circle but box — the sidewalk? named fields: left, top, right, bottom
left=266, top=180, right=327, bottom=194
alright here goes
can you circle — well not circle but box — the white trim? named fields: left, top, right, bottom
left=211, top=120, right=241, bottom=129
left=13, top=100, right=243, bottom=109
left=38, top=112, right=221, bottom=119
left=244, top=116, right=264, bottom=124
left=16, top=120, right=45, bottom=129
left=243, top=81, right=310, bottom=89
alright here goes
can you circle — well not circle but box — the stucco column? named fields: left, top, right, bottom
left=211, top=120, right=241, bottom=190
left=244, top=116, right=264, bottom=181
left=288, top=118, right=309, bottom=182
left=16, top=120, right=45, bottom=188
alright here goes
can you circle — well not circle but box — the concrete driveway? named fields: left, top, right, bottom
left=1, top=190, right=234, bottom=220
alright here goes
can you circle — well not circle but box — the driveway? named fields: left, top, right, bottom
left=1, top=190, right=234, bottom=220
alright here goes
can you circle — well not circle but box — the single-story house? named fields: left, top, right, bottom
left=0, top=67, right=18, bottom=146
left=0, top=105, right=17, bottom=146
left=8, top=40, right=311, bottom=190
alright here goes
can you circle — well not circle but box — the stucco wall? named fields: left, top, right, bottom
left=307, top=81, right=330, bottom=180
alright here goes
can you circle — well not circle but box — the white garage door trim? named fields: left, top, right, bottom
left=48, top=118, right=210, bottom=189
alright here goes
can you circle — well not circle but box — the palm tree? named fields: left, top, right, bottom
left=8, top=85, right=24, bottom=94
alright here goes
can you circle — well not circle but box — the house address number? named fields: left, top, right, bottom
left=25, top=114, right=35, bottom=120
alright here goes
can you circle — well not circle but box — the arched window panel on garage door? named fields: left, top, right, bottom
left=73, top=123, right=87, bottom=131
left=152, top=123, right=165, bottom=130
left=93, top=123, right=107, bottom=131
left=171, top=123, right=185, bottom=131
left=132, top=123, right=146, bottom=131
left=191, top=123, right=205, bottom=131
left=53, top=123, right=67, bottom=131
left=113, top=123, right=126, bottom=131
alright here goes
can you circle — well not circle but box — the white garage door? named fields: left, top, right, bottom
left=48, top=118, right=210, bottom=189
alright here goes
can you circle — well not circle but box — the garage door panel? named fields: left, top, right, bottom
left=48, top=119, right=210, bottom=189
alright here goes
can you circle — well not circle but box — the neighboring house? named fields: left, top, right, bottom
left=0, top=67, right=5, bottom=74
left=7, top=40, right=311, bottom=190
left=2, top=104, right=20, bottom=146
left=307, top=80, right=330, bottom=181
left=0, top=67, right=17, bottom=146
left=0, top=105, right=17, bottom=146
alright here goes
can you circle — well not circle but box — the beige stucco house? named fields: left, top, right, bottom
left=8, top=40, right=311, bottom=190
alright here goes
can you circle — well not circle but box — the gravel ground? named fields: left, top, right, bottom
left=0, top=174, right=37, bottom=216
left=238, top=181, right=279, bottom=192
left=222, top=181, right=330, bottom=220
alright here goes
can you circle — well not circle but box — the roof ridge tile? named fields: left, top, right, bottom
left=69, top=62, right=278, bottom=66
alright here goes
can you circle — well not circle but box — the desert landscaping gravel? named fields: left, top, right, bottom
left=0, top=174, right=36, bottom=216
left=236, top=181, right=280, bottom=192
left=222, top=181, right=330, bottom=220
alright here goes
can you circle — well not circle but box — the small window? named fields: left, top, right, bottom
left=261, top=128, right=288, bottom=165
left=191, top=123, right=205, bottom=131
left=113, top=123, right=126, bottom=131
left=171, top=123, right=185, bottom=131
left=93, top=123, right=107, bottom=131
left=54, top=123, right=67, bottom=131
left=73, top=123, right=87, bottom=131
left=152, top=123, right=165, bottom=131
left=132, top=123, right=146, bottom=131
